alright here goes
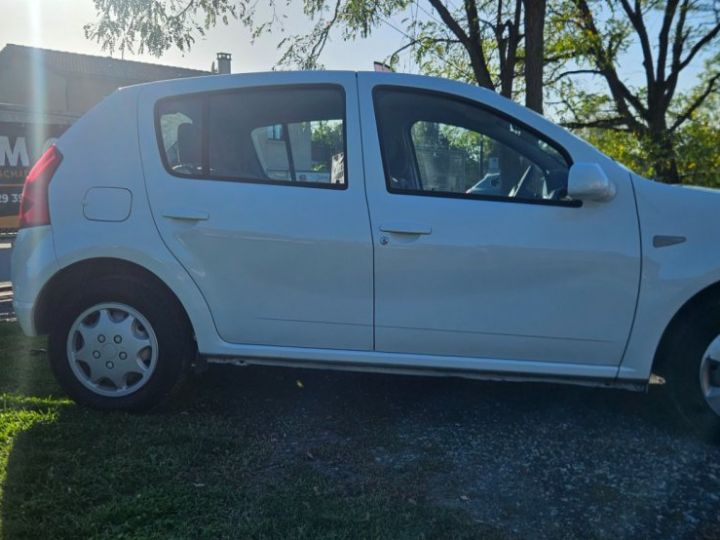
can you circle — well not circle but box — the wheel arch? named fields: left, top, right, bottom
left=34, top=257, right=194, bottom=337
left=653, top=280, right=720, bottom=371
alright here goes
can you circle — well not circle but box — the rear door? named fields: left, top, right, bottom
left=138, top=73, right=373, bottom=350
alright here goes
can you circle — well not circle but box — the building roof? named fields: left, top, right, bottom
left=0, top=43, right=209, bottom=83
left=0, top=102, right=79, bottom=124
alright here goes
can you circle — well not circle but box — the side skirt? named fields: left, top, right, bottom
left=205, top=355, right=648, bottom=392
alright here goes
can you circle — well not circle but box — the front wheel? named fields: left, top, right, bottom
left=656, top=301, right=720, bottom=441
left=48, top=275, right=194, bottom=412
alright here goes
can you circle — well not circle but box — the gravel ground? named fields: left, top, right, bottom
left=188, top=364, right=720, bottom=539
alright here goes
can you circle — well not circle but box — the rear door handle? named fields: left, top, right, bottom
left=379, top=222, right=432, bottom=235
left=162, top=208, right=209, bottom=221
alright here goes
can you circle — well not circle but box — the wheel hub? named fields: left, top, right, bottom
left=101, top=343, right=119, bottom=358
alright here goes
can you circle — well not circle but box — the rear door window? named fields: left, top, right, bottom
left=156, top=86, right=346, bottom=187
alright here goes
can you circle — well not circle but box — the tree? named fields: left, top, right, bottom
left=558, top=0, right=720, bottom=183
left=85, top=0, right=555, bottom=112
left=577, top=88, right=720, bottom=186
left=86, top=1, right=720, bottom=186
left=674, top=90, right=720, bottom=187
left=523, top=0, right=547, bottom=113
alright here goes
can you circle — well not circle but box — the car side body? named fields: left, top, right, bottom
left=11, top=71, right=720, bottom=419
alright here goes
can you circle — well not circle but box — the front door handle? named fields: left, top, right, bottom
left=379, top=222, right=432, bottom=235
left=162, top=208, right=210, bottom=221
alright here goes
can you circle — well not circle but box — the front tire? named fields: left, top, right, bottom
left=655, top=300, right=720, bottom=441
left=48, top=275, right=194, bottom=412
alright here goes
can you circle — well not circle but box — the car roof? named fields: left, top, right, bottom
left=121, top=69, right=483, bottom=94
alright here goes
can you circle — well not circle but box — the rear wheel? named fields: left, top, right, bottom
left=48, top=275, right=194, bottom=412
left=656, top=300, right=720, bottom=441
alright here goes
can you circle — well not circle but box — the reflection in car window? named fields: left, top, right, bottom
left=249, top=119, right=345, bottom=183
left=156, top=86, right=346, bottom=187
left=373, top=88, right=572, bottom=204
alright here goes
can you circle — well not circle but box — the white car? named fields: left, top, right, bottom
left=10, top=71, right=720, bottom=434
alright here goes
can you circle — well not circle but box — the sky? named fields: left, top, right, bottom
left=0, top=0, right=707, bottom=96
left=0, top=0, right=410, bottom=73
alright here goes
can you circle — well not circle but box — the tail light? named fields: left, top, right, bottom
left=19, top=144, right=63, bottom=228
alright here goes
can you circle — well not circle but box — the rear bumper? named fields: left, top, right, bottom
left=10, top=226, right=59, bottom=336
left=13, top=299, right=35, bottom=335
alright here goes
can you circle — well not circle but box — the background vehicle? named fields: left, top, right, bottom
left=11, top=72, right=720, bottom=437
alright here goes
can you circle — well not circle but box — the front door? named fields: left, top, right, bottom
left=139, top=74, right=373, bottom=350
left=359, top=77, right=641, bottom=367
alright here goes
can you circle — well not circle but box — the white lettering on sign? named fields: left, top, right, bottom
left=0, top=136, right=30, bottom=167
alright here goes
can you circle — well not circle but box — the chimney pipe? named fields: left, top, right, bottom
left=216, top=52, right=231, bottom=74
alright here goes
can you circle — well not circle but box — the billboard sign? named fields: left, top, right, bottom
left=0, top=122, right=69, bottom=228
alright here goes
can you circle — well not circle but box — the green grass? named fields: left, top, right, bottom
left=0, top=324, right=67, bottom=540
left=0, top=323, right=494, bottom=539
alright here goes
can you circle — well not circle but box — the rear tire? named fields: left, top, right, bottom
left=655, top=299, right=720, bottom=442
left=48, top=275, right=194, bottom=412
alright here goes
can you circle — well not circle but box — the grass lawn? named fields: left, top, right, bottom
left=0, top=323, right=492, bottom=539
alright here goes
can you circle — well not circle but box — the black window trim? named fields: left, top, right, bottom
left=372, top=85, right=581, bottom=208
left=154, top=83, right=349, bottom=191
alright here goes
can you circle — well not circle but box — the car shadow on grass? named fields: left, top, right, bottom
left=2, top=327, right=720, bottom=539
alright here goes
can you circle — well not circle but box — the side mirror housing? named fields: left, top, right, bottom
left=567, top=163, right=616, bottom=202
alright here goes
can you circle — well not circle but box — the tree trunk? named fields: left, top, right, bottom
left=647, top=129, right=681, bottom=183
left=651, top=150, right=681, bottom=184
left=496, top=0, right=522, bottom=99
left=523, top=0, right=546, bottom=114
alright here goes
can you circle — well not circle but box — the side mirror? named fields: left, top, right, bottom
left=567, top=163, right=616, bottom=202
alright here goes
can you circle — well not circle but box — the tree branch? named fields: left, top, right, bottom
left=308, top=0, right=342, bottom=63
left=546, top=68, right=601, bottom=85
left=656, top=0, right=680, bottom=84
left=426, top=0, right=494, bottom=89
left=619, top=0, right=655, bottom=88
left=678, top=21, right=720, bottom=71
left=560, top=117, right=632, bottom=131
left=174, top=0, right=197, bottom=20
left=388, top=37, right=461, bottom=59
left=665, top=0, right=690, bottom=107
left=670, top=72, right=720, bottom=131
left=666, top=4, right=720, bottom=108
left=426, top=0, right=469, bottom=43
left=498, top=0, right=523, bottom=98
left=572, top=0, right=648, bottom=127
